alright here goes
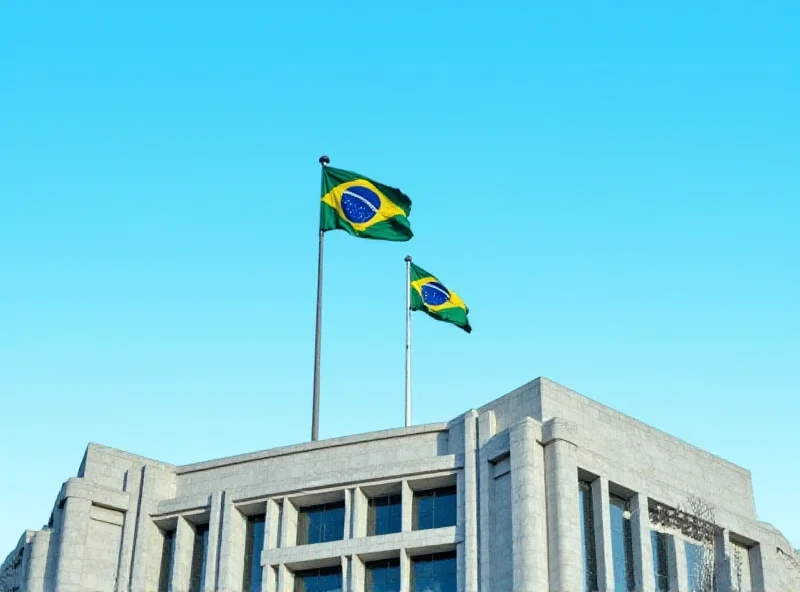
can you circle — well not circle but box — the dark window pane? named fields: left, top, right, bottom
left=609, top=496, right=635, bottom=592
left=158, top=529, right=175, bottom=592
left=294, top=566, right=342, bottom=592
left=411, top=551, right=457, bottom=592
left=189, top=524, right=209, bottom=592
left=297, top=502, right=345, bottom=545
left=579, top=482, right=598, bottom=592
left=365, top=558, right=401, bottom=592
left=368, top=495, right=402, bottom=536
left=243, top=514, right=266, bottom=592
left=413, top=486, right=457, bottom=531
left=651, top=530, right=670, bottom=592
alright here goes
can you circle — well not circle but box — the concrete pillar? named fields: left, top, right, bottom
left=343, top=489, right=353, bottom=540
left=117, top=467, right=143, bottom=591
left=276, top=564, right=292, bottom=592
left=462, top=411, right=479, bottom=592
left=218, top=496, right=247, bottom=590
left=261, top=498, right=282, bottom=589
left=202, top=491, right=224, bottom=592
left=54, top=496, right=91, bottom=592
left=715, top=528, right=733, bottom=592
left=509, top=418, right=548, bottom=591
left=543, top=419, right=582, bottom=592
left=592, top=477, right=614, bottom=592
left=400, top=549, right=411, bottom=592
left=749, top=544, right=765, bottom=592
left=350, top=554, right=365, bottom=592
left=401, top=480, right=414, bottom=532
left=631, top=493, right=655, bottom=592
left=477, top=409, right=496, bottom=592
left=669, top=535, right=688, bottom=592
left=352, top=488, right=368, bottom=539
left=280, top=500, right=298, bottom=548
left=171, top=516, right=194, bottom=592
left=25, top=530, right=52, bottom=592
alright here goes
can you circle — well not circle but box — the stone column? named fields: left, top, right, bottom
left=592, top=477, right=614, bottom=592
left=351, top=488, right=368, bottom=539
left=261, top=498, right=282, bottom=588
left=116, top=467, right=143, bottom=591
left=276, top=564, right=292, bottom=592
left=509, top=418, right=548, bottom=591
left=715, top=528, right=733, bottom=592
left=400, top=548, right=411, bottom=592
left=477, top=409, right=496, bottom=592
left=401, top=480, right=414, bottom=532
left=54, top=496, right=92, bottom=592
left=280, top=500, right=299, bottom=548
left=171, top=515, right=194, bottom=592
left=669, top=534, right=688, bottom=592
left=543, top=418, right=582, bottom=592
left=350, top=554, right=365, bottom=592
left=343, top=489, right=353, bottom=540
left=203, top=491, right=224, bottom=592
left=218, top=496, right=247, bottom=590
left=462, top=411, right=480, bottom=592
left=631, top=493, right=655, bottom=592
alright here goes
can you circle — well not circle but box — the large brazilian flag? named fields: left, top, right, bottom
left=410, top=262, right=472, bottom=333
left=320, top=166, right=413, bottom=242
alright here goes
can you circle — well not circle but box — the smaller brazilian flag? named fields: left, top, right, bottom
left=410, top=262, right=472, bottom=333
left=320, top=166, right=413, bottom=242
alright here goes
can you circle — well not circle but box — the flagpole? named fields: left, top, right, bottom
left=405, top=255, right=412, bottom=427
left=311, top=154, right=330, bottom=441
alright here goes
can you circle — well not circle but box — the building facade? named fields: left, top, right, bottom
left=2, top=378, right=798, bottom=592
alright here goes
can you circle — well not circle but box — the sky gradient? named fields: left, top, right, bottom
left=1, top=1, right=798, bottom=553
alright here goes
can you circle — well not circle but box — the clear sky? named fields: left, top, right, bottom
left=1, top=1, right=798, bottom=554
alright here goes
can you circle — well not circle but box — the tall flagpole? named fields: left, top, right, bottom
left=405, top=255, right=412, bottom=427
left=312, top=154, right=330, bottom=441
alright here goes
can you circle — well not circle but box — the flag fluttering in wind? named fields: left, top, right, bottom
left=409, top=262, right=472, bottom=333
left=320, top=166, right=413, bottom=242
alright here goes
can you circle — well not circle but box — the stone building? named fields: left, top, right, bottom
left=2, top=377, right=798, bottom=592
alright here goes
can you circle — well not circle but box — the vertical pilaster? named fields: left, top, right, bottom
left=715, top=528, right=733, bottom=592
left=749, top=544, right=766, bottom=592
left=343, top=489, right=353, bottom=540
left=462, top=411, right=480, bottom=592
left=350, top=554, right=365, bottom=592
left=54, top=496, right=91, bottom=592
left=352, top=488, right=368, bottom=539
left=116, top=467, right=143, bottom=591
left=592, top=477, right=614, bottom=592
left=171, top=516, right=194, bottom=592
left=669, top=535, right=688, bottom=592
left=203, top=491, right=224, bottom=592
left=218, top=496, right=247, bottom=590
left=631, top=493, right=654, bottom=592
left=400, top=549, right=411, bottom=592
left=477, top=407, right=497, bottom=592
left=341, top=556, right=351, bottom=591
left=276, top=564, right=291, bottom=592
left=509, top=418, right=548, bottom=591
left=543, top=419, right=581, bottom=592
left=401, top=481, right=414, bottom=532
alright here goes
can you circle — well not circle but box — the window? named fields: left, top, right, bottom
left=651, top=530, right=670, bottom=592
left=294, top=566, right=342, bottom=592
left=413, top=486, right=457, bottom=530
left=579, top=482, right=598, bottom=592
left=365, top=558, right=401, bottom=592
left=189, top=524, right=209, bottom=592
left=243, top=514, right=266, bottom=592
left=157, top=528, right=175, bottom=592
left=297, top=502, right=345, bottom=545
left=368, top=494, right=402, bottom=536
left=609, top=496, right=635, bottom=592
left=411, top=551, right=457, bottom=592
left=685, top=541, right=710, bottom=592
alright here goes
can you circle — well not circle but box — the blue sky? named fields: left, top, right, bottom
left=1, top=0, right=798, bottom=553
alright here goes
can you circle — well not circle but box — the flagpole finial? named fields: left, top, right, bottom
left=319, top=155, right=330, bottom=166
left=405, top=255, right=412, bottom=263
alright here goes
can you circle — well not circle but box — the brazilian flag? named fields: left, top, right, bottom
left=320, top=166, right=413, bottom=242
left=410, top=262, right=472, bottom=333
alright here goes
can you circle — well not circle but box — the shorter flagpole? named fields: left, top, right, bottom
left=311, top=154, right=330, bottom=442
left=405, top=255, right=412, bottom=427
